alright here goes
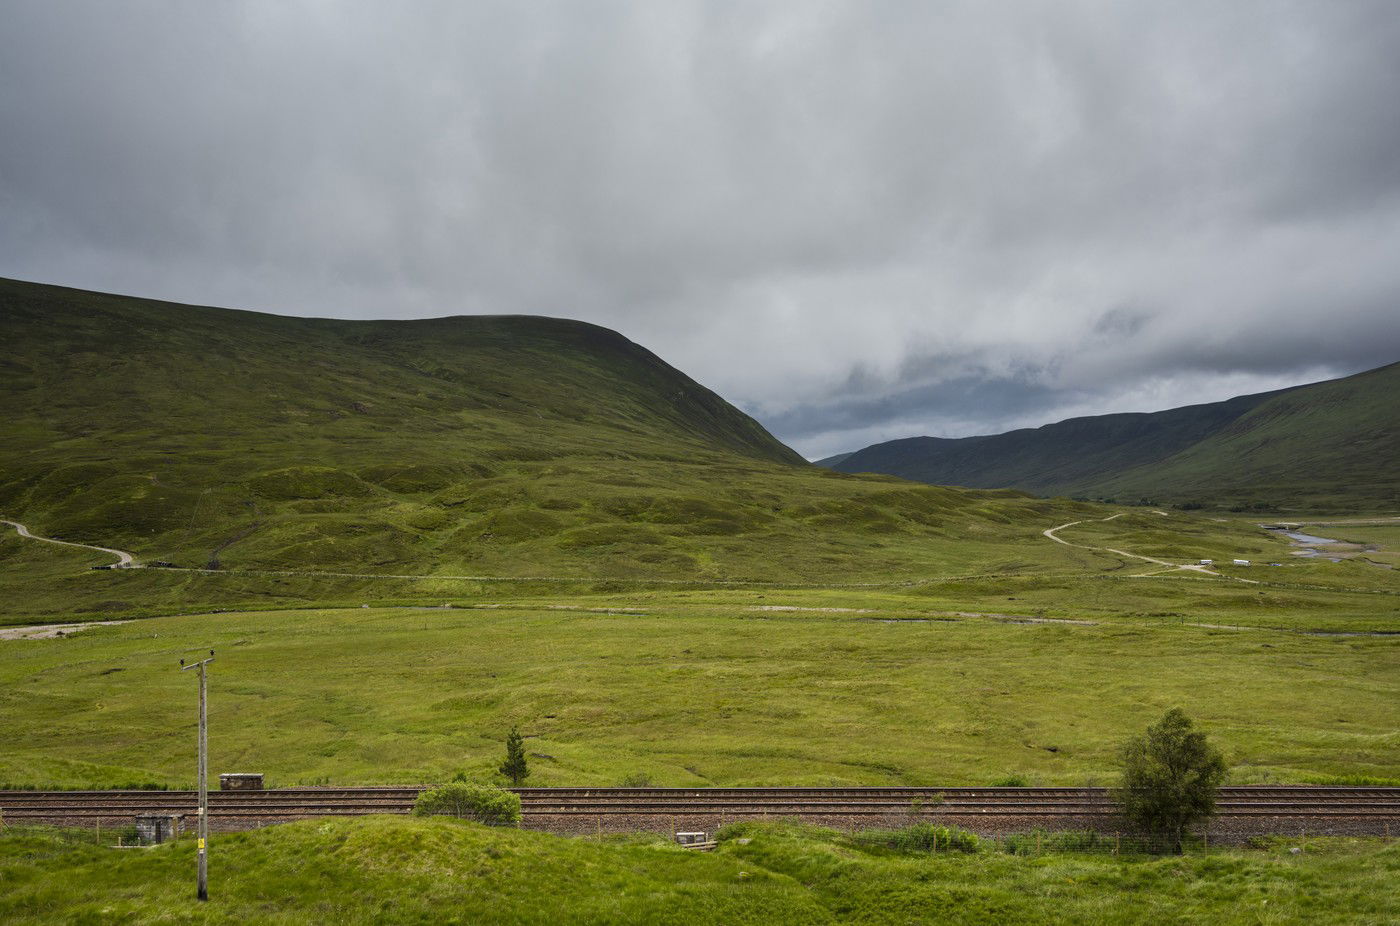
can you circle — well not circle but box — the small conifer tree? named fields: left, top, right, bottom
left=498, top=725, right=529, bottom=785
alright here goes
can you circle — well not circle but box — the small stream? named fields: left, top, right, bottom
left=1281, top=531, right=1338, bottom=545
left=1266, top=528, right=1341, bottom=561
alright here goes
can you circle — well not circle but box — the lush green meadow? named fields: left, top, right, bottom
left=0, top=472, right=1109, bottom=625
left=2, top=592, right=1395, bottom=789
left=1, top=819, right=1394, bottom=924
left=4, top=501, right=1397, bottom=789
left=9, top=501, right=1400, bottom=634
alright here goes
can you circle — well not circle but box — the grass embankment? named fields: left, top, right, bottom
left=1, top=819, right=1395, bottom=924
left=2, top=601, right=1394, bottom=789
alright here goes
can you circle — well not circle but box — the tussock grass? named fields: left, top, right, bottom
left=1, top=601, right=1394, bottom=789
left=1, top=818, right=1395, bottom=924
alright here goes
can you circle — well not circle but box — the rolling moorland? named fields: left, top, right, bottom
left=824, top=362, right=1400, bottom=512
left=1, top=279, right=1397, bottom=922
left=2, top=276, right=1119, bottom=622
left=3, top=597, right=1396, bottom=791
left=0, top=277, right=1396, bottom=792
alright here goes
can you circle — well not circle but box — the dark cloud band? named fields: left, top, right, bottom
left=2, top=2, right=1397, bottom=459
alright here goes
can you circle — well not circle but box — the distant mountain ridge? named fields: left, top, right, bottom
left=827, top=362, right=1400, bottom=510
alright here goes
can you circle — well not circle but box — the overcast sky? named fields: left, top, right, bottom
left=3, top=2, right=1398, bottom=458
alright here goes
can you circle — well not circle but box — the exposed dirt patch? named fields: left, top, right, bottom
left=0, top=620, right=131, bottom=641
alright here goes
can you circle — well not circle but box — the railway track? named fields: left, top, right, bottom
left=3, top=786, right=1396, bottom=840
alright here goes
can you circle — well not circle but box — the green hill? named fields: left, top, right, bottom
left=0, top=278, right=1104, bottom=619
left=1089, top=362, right=1400, bottom=510
left=829, top=363, right=1400, bottom=511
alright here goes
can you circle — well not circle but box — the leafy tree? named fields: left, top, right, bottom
left=1116, top=708, right=1227, bottom=852
left=498, top=725, right=529, bottom=785
left=413, top=782, right=521, bottom=825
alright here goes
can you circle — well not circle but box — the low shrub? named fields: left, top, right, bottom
left=906, top=794, right=944, bottom=817
left=988, top=775, right=1028, bottom=787
left=1002, top=829, right=1114, bottom=855
left=413, top=783, right=521, bottom=826
left=858, top=823, right=981, bottom=854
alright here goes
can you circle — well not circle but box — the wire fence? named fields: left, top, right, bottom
left=0, top=822, right=142, bottom=847
left=746, top=821, right=1357, bottom=857
left=852, top=823, right=1198, bottom=856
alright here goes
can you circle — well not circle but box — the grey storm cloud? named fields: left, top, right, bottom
left=3, top=1, right=1399, bottom=459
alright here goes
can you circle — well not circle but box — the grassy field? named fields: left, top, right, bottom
left=10, top=489, right=1400, bottom=634
left=4, top=494, right=1397, bottom=789
left=2, top=595, right=1395, bottom=790
left=0, top=472, right=1114, bottom=625
left=1, top=819, right=1395, bottom=924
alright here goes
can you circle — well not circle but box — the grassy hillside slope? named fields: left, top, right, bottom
left=1090, top=362, right=1400, bottom=510
left=830, top=363, right=1399, bottom=510
left=0, top=278, right=1109, bottom=619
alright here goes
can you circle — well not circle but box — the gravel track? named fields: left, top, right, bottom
left=1043, top=513, right=1263, bottom=584
left=0, top=518, right=135, bottom=567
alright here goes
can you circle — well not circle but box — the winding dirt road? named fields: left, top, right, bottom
left=0, top=510, right=1264, bottom=589
left=1043, top=513, right=1252, bottom=581
left=0, top=518, right=136, bottom=568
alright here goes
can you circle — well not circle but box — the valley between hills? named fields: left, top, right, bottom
left=1, top=279, right=1397, bottom=924
left=1, top=277, right=1396, bottom=795
left=6, top=6, right=1400, bottom=920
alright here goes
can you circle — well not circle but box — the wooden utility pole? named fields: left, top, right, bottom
left=180, top=650, right=214, bottom=902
